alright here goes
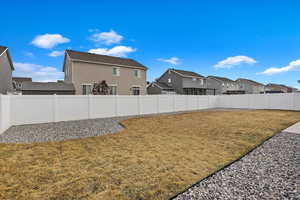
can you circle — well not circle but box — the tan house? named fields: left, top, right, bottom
left=0, top=46, right=14, bottom=94
left=63, top=50, right=147, bottom=95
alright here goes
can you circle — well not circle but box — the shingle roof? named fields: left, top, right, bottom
left=12, top=77, right=32, bottom=82
left=21, top=82, right=75, bottom=91
left=65, top=50, right=147, bottom=70
left=0, top=45, right=14, bottom=70
left=171, top=69, right=204, bottom=78
left=0, top=46, right=7, bottom=55
left=236, top=78, right=265, bottom=86
left=153, top=82, right=174, bottom=90
left=207, top=76, right=235, bottom=83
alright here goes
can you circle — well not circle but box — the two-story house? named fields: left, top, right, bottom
left=236, top=78, right=265, bottom=94
left=265, top=83, right=294, bottom=93
left=207, top=76, right=245, bottom=95
left=63, top=50, right=148, bottom=95
left=0, top=46, right=14, bottom=94
left=148, top=68, right=210, bottom=95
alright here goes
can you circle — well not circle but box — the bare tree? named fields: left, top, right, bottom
left=92, top=80, right=110, bottom=95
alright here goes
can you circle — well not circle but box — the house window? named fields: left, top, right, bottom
left=82, top=84, right=92, bottom=95
left=113, top=67, right=120, bottom=76
left=199, top=79, right=204, bottom=85
left=168, top=78, right=171, bottom=83
left=134, top=69, right=141, bottom=78
left=192, top=77, right=197, bottom=81
left=132, top=87, right=140, bottom=95
left=109, top=86, right=117, bottom=95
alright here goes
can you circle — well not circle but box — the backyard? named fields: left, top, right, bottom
left=0, top=110, right=300, bottom=200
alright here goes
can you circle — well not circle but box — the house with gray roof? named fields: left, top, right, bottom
left=63, top=50, right=148, bottom=95
left=236, top=78, right=265, bottom=94
left=147, top=81, right=176, bottom=95
left=207, top=76, right=245, bottom=95
left=20, top=82, right=75, bottom=95
left=0, top=46, right=14, bottom=94
left=148, top=68, right=214, bottom=95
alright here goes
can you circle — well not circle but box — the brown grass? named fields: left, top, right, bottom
left=0, top=110, right=300, bottom=200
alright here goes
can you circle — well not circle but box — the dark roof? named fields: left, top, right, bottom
left=153, top=82, right=174, bottom=90
left=236, top=78, right=264, bottom=86
left=0, top=45, right=14, bottom=70
left=21, top=82, right=75, bottom=91
left=0, top=46, right=7, bottom=55
left=170, top=69, right=204, bottom=78
left=12, top=77, right=32, bottom=82
left=65, top=50, right=147, bottom=71
left=207, top=76, right=235, bottom=83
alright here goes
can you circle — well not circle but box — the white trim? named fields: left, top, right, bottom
left=0, top=48, right=8, bottom=57
left=112, top=67, right=120, bottom=76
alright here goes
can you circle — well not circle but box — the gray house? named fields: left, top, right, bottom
left=0, top=46, right=14, bottom=94
left=236, top=78, right=265, bottom=94
left=207, top=76, right=245, bottom=95
left=148, top=68, right=213, bottom=95
left=20, top=82, right=75, bottom=95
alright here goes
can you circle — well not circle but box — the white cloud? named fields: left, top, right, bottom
left=31, top=34, right=70, bottom=49
left=88, top=46, right=136, bottom=57
left=90, top=30, right=123, bottom=45
left=157, top=57, right=180, bottom=65
left=49, top=50, right=64, bottom=57
left=13, top=62, right=63, bottom=82
left=259, top=59, right=300, bottom=75
left=214, top=55, right=256, bottom=69
left=24, top=52, right=34, bottom=58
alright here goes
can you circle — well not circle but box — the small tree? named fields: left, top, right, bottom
left=92, top=80, right=109, bottom=95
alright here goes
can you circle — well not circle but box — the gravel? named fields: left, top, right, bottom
left=173, top=132, right=300, bottom=200
left=0, top=117, right=129, bottom=143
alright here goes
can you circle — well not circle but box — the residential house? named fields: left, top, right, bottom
left=0, top=46, right=14, bottom=94
left=63, top=50, right=147, bottom=95
left=236, top=78, right=265, bottom=94
left=148, top=68, right=213, bottom=95
left=265, top=83, right=294, bottom=93
left=207, top=76, right=245, bottom=95
left=147, top=81, right=176, bottom=94
left=12, top=77, right=32, bottom=92
left=20, top=82, right=75, bottom=95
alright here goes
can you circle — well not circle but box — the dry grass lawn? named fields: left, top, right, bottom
left=1, top=110, right=300, bottom=200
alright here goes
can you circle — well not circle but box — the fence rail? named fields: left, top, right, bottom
left=0, top=93, right=299, bottom=134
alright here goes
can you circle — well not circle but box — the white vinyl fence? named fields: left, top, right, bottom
left=0, top=93, right=299, bottom=134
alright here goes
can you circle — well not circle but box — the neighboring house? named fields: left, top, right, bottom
left=63, top=50, right=148, bottom=95
left=265, top=83, right=292, bottom=93
left=12, top=77, right=32, bottom=92
left=207, top=76, right=245, bottom=95
left=20, top=82, right=75, bottom=95
left=149, top=68, right=212, bottom=95
left=236, top=78, right=265, bottom=94
left=147, top=81, right=176, bottom=95
left=0, top=46, right=14, bottom=94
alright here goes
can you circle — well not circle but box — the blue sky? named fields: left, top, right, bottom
left=1, top=0, right=300, bottom=88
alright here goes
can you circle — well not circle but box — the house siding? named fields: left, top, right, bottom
left=64, top=55, right=73, bottom=83
left=0, top=51, right=13, bottom=94
left=147, top=84, right=162, bottom=94
left=158, top=70, right=183, bottom=94
left=206, top=78, right=222, bottom=95
left=72, top=61, right=147, bottom=95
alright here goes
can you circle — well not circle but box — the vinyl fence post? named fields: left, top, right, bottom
left=53, top=94, right=57, bottom=122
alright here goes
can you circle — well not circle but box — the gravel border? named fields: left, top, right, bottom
left=173, top=132, right=300, bottom=200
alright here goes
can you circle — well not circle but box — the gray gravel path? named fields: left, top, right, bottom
left=0, top=117, right=129, bottom=143
left=173, top=132, right=300, bottom=200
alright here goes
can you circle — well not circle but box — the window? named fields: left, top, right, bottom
left=168, top=78, right=171, bottom=83
left=199, top=79, right=204, bottom=85
left=192, top=77, right=197, bottom=81
left=134, top=69, right=140, bottom=78
left=82, top=84, right=92, bottom=95
left=109, top=86, right=117, bottom=95
left=113, top=67, right=120, bottom=76
left=132, top=87, right=140, bottom=95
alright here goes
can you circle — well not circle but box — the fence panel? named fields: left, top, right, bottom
left=0, top=95, right=11, bottom=133
left=90, top=95, right=116, bottom=118
left=11, top=95, right=54, bottom=125
left=56, top=95, right=89, bottom=121
left=174, top=95, right=187, bottom=111
left=198, top=96, right=209, bottom=109
left=116, top=96, right=139, bottom=116
left=268, top=93, right=293, bottom=110
left=187, top=96, right=198, bottom=110
left=294, top=93, right=300, bottom=111
left=140, top=95, right=158, bottom=115
left=158, top=95, right=174, bottom=113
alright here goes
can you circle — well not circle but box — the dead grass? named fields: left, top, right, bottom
left=0, top=110, right=300, bottom=200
